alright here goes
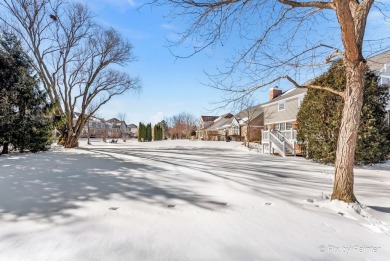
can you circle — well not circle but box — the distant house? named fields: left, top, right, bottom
left=128, top=123, right=138, bottom=138
left=72, top=113, right=107, bottom=138
left=229, top=117, right=241, bottom=141
left=236, top=104, right=264, bottom=142
left=367, top=50, right=390, bottom=125
left=196, top=116, right=218, bottom=140
left=205, top=114, right=234, bottom=141
left=106, top=118, right=129, bottom=139
left=84, top=116, right=108, bottom=138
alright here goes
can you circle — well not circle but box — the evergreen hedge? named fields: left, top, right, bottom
left=297, top=60, right=390, bottom=165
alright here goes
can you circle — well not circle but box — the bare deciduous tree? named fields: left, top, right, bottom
left=155, top=0, right=386, bottom=202
left=167, top=112, right=197, bottom=139
left=1, top=0, right=140, bottom=148
left=116, top=113, right=128, bottom=123
left=116, top=112, right=128, bottom=141
left=238, top=95, right=257, bottom=148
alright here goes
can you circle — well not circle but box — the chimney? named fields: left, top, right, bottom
left=269, top=87, right=282, bottom=101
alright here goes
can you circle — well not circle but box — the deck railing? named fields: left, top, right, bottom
left=262, top=130, right=270, bottom=141
left=279, top=129, right=297, bottom=141
left=262, top=129, right=297, bottom=156
left=269, top=131, right=286, bottom=157
left=262, top=129, right=297, bottom=142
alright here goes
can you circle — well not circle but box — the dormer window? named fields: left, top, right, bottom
left=278, top=101, right=285, bottom=111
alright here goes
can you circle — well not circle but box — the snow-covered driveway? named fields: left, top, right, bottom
left=0, top=140, right=389, bottom=260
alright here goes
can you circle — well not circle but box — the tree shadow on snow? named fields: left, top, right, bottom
left=0, top=144, right=388, bottom=224
left=0, top=148, right=234, bottom=224
left=369, top=206, right=390, bottom=214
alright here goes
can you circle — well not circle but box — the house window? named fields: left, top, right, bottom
left=275, top=122, right=289, bottom=131
left=89, top=121, right=92, bottom=127
left=275, top=123, right=283, bottom=130
left=232, top=126, right=239, bottom=135
left=278, top=101, right=285, bottom=111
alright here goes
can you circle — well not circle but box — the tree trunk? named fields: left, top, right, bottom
left=87, top=124, right=91, bottom=145
left=2, top=142, right=9, bottom=154
left=64, top=135, right=80, bottom=148
left=246, top=125, right=250, bottom=147
left=331, top=61, right=365, bottom=203
left=63, top=128, right=83, bottom=148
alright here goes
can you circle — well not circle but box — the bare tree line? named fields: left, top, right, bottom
left=165, top=112, right=198, bottom=139
left=0, top=0, right=140, bottom=148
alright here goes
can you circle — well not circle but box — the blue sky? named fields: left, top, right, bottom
left=82, top=0, right=231, bottom=124
left=83, top=0, right=390, bottom=125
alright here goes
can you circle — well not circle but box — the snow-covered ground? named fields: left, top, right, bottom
left=0, top=139, right=389, bottom=260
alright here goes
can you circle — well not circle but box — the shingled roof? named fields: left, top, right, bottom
left=262, top=87, right=307, bottom=106
left=201, top=116, right=219, bottom=122
left=235, top=104, right=263, bottom=119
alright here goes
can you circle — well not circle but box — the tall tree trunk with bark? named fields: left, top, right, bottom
left=63, top=118, right=86, bottom=148
left=330, top=0, right=372, bottom=202
left=332, top=61, right=365, bottom=202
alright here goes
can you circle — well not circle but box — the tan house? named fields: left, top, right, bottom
left=261, top=87, right=307, bottom=156
left=207, top=114, right=235, bottom=141
left=127, top=123, right=138, bottom=138
left=262, top=87, right=307, bottom=131
left=72, top=113, right=107, bottom=138
left=84, top=116, right=108, bottom=138
left=260, top=51, right=390, bottom=156
left=236, top=105, right=264, bottom=142
left=196, top=116, right=218, bottom=140
left=227, top=117, right=241, bottom=141
left=106, top=118, right=129, bottom=139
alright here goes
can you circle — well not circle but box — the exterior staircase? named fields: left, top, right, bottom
left=262, top=129, right=298, bottom=157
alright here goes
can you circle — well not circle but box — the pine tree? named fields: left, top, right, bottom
left=138, top=122, right=142, bottom=142
left=0, top=33, right=53, bottom=154
left=145, top=123, right=152, bottom=142
left=138, top=122, right=147, bottom=142
left=158, top=125, right=162, bottom=140
left=297, top=60, right=390, bottom=165
left=153, top=124, right=158, bottom=141
left=153, top=124, right=163, bottom=141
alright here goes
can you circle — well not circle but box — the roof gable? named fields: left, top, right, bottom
left=201, top=116, right=219, bottom=122
left=367, top=50, right=390, bottom=72
left=262, top=87, right=307, bottom=106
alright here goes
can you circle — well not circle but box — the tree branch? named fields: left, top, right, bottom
left=284, top=75, right=344, bottom=98
left=278, top=0, right=335, bottom=9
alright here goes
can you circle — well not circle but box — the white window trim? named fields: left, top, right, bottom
left=232, top=126, right=239, bottom=135
left=278, top=101, right=285, bottom=111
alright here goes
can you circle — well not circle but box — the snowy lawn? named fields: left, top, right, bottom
left=0, top=139, right=389, bottom=260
